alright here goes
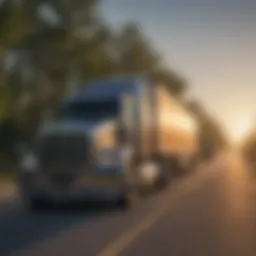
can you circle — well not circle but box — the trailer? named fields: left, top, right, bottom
left=19, top=77, right=199, bottom=210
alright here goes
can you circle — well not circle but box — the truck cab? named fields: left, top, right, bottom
left=19, top=77, right=199, bottom=211
left=19, top=77, right=156, bottom=210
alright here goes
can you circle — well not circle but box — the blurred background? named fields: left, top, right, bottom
left=0, top=0, right=230, bottom=179
left=1, top=1, right=256, bottom=256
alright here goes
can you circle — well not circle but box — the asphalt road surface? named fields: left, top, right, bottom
left=0, top=152, right=255, bottom=256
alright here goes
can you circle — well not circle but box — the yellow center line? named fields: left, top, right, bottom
left=97, top=160, right=219, bottom=256
left=97, top=156, right=222, bottom=256
left=96, top=183, right=184, bottom=256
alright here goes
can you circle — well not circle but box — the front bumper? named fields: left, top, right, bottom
left=19, top=170, right=127, bottom=203
left=28, top=187, right=123, bottom=203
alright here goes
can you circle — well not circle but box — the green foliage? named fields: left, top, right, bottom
left=241, top=130, right=256, bottom=165
left=0, top=0, right=226, bottom=159
left=150, top=69, right=187, bottom=96
left=0, top=79, right=12, bottom=121
left=187, top=100, right=228, bottom=154
left=0, top=1, right=28, bottom=48
left=115, top=23, right=160, bottom=74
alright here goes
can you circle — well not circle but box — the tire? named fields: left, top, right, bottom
left=117, top=189, right=140, bottom=209
left=25, top=197, right=52, bottom=212
left=169, top=158, right=182, bottom=177
left=154, top=168, right=168, bottom=190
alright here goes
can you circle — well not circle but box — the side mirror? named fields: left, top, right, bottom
left=120, top=93, right=135, bottom=145
left=120, top=93, right=135, bottom=127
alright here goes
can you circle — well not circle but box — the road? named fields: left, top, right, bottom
left=0, top=152, right=255, bottom=256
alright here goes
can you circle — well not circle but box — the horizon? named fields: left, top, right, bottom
left=101, top=0, right=256, bottom=141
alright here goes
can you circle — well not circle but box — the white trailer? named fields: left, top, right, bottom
left=19, top=77, right=199, bottom=210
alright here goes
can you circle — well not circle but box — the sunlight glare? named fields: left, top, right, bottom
left=229, top=115, right=253, bottom=142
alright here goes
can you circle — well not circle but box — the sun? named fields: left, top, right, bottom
left=229, top=115, right=253, bottom=142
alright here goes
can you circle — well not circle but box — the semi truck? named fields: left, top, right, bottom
left=19, top=77, right=199, bottom=210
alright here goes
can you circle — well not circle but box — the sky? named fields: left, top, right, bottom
left=101, top=0, right=256, bottom=141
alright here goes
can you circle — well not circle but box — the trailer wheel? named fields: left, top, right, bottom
left=168, top=157, right=182, bottom=177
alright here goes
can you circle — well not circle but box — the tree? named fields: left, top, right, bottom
left=0, top=75, right=12, bottom=122
left=0, top=0, right=189, bottom=155
left=241, top=126, right=256, bottom=166
left=187, top=100, right=228, bottom=156
left=116, top=23, right=160, bottom=75
left=114, top=23, right=186, bottom=97
left=0, top=0, right=107, bottom=139
left=150, top=68, right=187, bottom=97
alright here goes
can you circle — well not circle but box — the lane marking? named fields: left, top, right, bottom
left=97, top=157, right=221, bottom=256
left=96, top=196, right=174, bottom=256
left=97, top=177, right=199, bottom=256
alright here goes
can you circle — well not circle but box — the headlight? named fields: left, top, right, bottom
left=20, top=153, right=38, bottom=171
left=95, top=148, right=122, bottom=167
left=139, top=162, right=161, bottom=183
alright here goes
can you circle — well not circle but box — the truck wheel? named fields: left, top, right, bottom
left=25, top=197, right=51, bottom=212
left=117, top=189, right=140, bottom=209
left=168, top=158, right=183, bottom=177
left=155, top=169, right=169, bottom=190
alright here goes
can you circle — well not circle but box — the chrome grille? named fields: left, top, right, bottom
left=50, top=172, right=74, bottom=186
left=38, top=133, right=89, bottom=171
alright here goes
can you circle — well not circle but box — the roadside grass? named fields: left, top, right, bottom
left=0, top=154, right=19, bottom=186
left=0, top=172, right=18, bottom=200
left=0, top=159, right=18, bottom=199
left=0, top=172, right=17, bottom=185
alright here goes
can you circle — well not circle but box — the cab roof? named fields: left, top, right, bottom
left=64, top=77, right=146, bottom=103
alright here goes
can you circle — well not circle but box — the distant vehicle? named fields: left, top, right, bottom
left=19, top=77, right=200, bottom=210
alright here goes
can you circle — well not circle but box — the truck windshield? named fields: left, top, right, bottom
left=59, top=100, right=119, bottom=122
